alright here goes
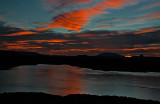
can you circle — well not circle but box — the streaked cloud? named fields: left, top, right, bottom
left=93, top=11, right=160, bottom=29
left=93, top=25, right=111, bottom=29
left=134, top=28, right=157, bottom=34
left=0, top=41, right=42, bottom=50
left=3, top=31, right=38, bottom=36
left=137, top=1, right=160, bottom=11
left=47, top=0, right=92, bottom=5
left=0, top=0, right=160, bottom=57
left=16, top=39, right=72, bottom=43
left=139, top=11, right=160, bottom=21
left=0, top=27, right=160, bottom=56
left=0, top=16, right=2, bottom=20
left=38, top=0, right=137, bottom=32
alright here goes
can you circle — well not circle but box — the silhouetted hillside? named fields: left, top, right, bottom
left=0, top=50, right=160, bottom=72
left=97, top=52, right=125, bottom=58
left=0, top=50, right=48, bottom=70
left=0, top=50, right=43, bottom=57
left=0, top=92, right=159, bottom=104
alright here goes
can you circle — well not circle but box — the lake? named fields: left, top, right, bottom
left=0, top=64, right=160, bottom=101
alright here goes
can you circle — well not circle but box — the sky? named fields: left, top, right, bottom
left=0, top=0, right=160, bottom=56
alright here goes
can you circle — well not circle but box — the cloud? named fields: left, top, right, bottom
left=0, top=16, right=2, bottom=20
left=122, top=43, right=160, bottom=57
left=91, top=7, right=160, bottom=28
left=76, top=34, right=94, bottom=37
left=147, top=11, right=160, bottom=19
left=44, top=0, right=93, bottom=12
left=47, top=0, right=92, bottom=5
left=3, top=31, right=38, bottom=36
left=79, top=30, right=117, bottom=35
left=1, top=20, right=160, bottom=56
left=132, top=11, right=160, bottom=24
left=0, top=38, right=73, bottom=52
left=123, top=46, right=160, bottom=51
left=91, top=11, right=160, bottom=29
left=0, top=41, right=42, bottom=50
left=48, top=48, right=122, bottom=55
left=32, top=21, right=49, bottom=26
left=134, top=28, right=157, bottom=34
left=17, top=39, right=72, bottom=43
left=38, top=0, right=137, bottom=32
left=0, top=21, right=26, bottom=36
left=0, top=21, right=39, bottom=37
left=137, top=1, right=160, bottom=11
left=0, top=21, right=38, bottom=36
left=142, top=11, right=160, bottom=20
left=93, top=25, right=111, bottom=29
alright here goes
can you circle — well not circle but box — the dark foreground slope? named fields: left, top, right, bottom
left=0, top=92, right=160, bottom=104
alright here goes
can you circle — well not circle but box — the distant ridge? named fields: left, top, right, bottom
left=97, top=52, right=124, bottom=58
left=0, top=50, right=160, bottom=72
left=0, top=50, right=43, bottom=57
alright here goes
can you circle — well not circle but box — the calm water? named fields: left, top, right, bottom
left=0, top=64, right=160, bottom=101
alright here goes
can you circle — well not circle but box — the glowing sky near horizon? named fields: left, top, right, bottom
left=0, top=0, right=160, bottom=56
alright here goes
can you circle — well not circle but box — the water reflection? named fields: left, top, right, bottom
left=0, top=64, right=160, bottom=101
left=6, top=65, right=85, bottom=95
left=42, top=65, right=85, bottom=95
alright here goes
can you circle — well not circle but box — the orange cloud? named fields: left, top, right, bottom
left=75, top=34, right=94, bottom=37
left=4, top=31, right=38, bottom=36
left=1, top=42, right=42, bottom=50
left=66, top=43, right=78, bottom=45
left=91, top=0, right=134, bottom=9
left=6, top=46, right=42, bottom=50
left=17, top=39, right=71, bottom=43
left=50, top=48, right=121, bottom=53
left=34, top=27, right=52, bottom=31
left=134, top=28, right=157, bottom=34
left=123, top=44, right=160, bottom=52
left=49, top=10, right=90, bottom=32
left=39, top=0, right=137, bottom=32
left=81, top=42, right=89, bottom=44
left=123, top=47, right=160, bottom=51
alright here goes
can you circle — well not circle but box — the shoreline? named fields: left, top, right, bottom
left=1, top=50, right=160, bottom=72
left=1, top=56, right=160, bottom=72
left=0, top=92, right=160, bottom=104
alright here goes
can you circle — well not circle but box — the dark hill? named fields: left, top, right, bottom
left=0, top=50, right=43, bottom=57
left=97, top=52, right=124, bottom=58
left=0, top=50, right=160, bottom=72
